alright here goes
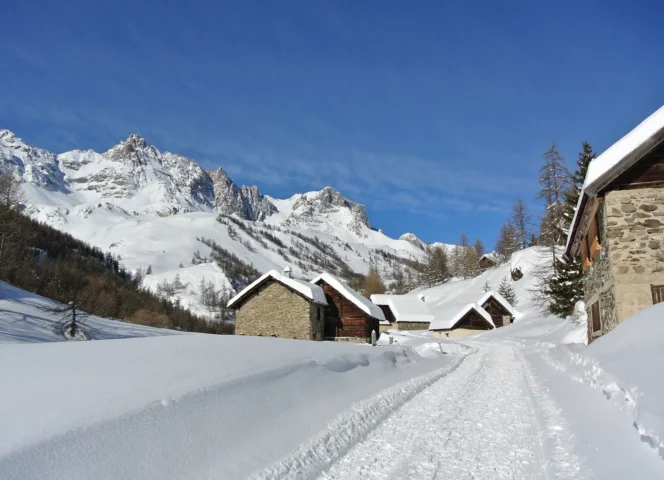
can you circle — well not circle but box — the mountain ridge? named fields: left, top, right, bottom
left=1, top=129, right=453, bottom=316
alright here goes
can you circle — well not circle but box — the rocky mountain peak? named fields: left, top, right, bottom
left=399, top=232, right=427, bottom=250
left=209, top=168, right=277, bottom=221
left=104, top=134, right=159, bottom=164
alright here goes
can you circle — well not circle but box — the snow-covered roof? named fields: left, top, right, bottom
left=311, top=273, right=385, bottom=320
left=429, top=303, right=495, bottom=331
left=478, top=291, right=515, bottom=317
left=227, top=270, right=328, bottom=308
left=566, top=105, right=664, bottom=253
left=370, top=294, right=435, bottom=323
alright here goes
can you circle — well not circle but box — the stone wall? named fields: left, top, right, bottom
left=584, top=202, right=617, bottom=341
left=394, top=321, right=430, bottom=331
left=235, top=280, right=323, bottom=340
left=586, top=188, right=664, bottom=340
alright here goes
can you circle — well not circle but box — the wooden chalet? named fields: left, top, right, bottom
left=311, top=273, right=384, bottom=342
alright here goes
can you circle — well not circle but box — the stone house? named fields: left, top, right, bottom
left=311, top=272, right=384, bottom=342
left=428, top=291, right=514, bottom=338
left=228, top=268, right=328, bottom=340
left=566, top=105, right=664, bottom=342
left=370, top=294, right=436, bottom=331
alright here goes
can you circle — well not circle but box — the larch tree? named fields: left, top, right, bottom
left=495, top=222, right=519, bottom=262
left=474, top=238, right=485, bottom=258
left=510, top=198, right=533, bottom=250
left=424, top=245, right=449, bottom=287
left=537, top=141, right=571, bottom=263
left=0, top=173, right=27, bottom=274
left=363, top=265, right=387, bottom=297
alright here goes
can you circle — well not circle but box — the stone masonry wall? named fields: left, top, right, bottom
left=235, top=280, right=320, bottom=340
left=584, top=202, right=617, bottom=341
left=604, top=188, right=664, bottom=325
left=395, top=321, right=430, bottom=331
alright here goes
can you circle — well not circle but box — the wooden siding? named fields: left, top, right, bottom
left=378, top=305, right=396, bottom=323
left=603, top=140, right=664, bottom=192
left=318, top=281, right=379, bottom=339
left=481, top=297, right=512, bottom=327
left=454, top=309, right=493, bottom=331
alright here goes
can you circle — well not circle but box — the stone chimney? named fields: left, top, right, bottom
left=283, top=266, right=292, bottom=278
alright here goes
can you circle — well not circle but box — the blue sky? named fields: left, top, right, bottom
left=2, top=0, right=663, bottom=246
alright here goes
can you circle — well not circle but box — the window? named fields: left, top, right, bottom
left=591, top=301, right=601, bottom=333
left=652, top=285, right=664, bottom=305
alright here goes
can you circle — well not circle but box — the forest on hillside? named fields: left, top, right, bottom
left=0, top=173, right=230, bottom=335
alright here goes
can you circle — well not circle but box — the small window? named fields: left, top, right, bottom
left=652, top=285, right=664, bottom=305
left=591, top=301, right=601, bottom=332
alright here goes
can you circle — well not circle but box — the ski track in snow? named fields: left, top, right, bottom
left=257, top=343, right=588, bottom=480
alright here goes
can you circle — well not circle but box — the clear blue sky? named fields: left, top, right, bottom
left=2, top=0, right=663, bottom=246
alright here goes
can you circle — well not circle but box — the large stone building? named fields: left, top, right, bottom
left=566, top=105, right=664, bottom=342
left=228, top=268, right=328, bottom=340
left=311, top=272, right=384, bottom=342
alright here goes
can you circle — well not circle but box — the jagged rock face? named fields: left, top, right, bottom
left=0, top=130, right=66, bottom=191
left=288, top=186, right=370, bottom=236
left=399, top=232, right=427, bottom=250
left=209, top=168, right=277, bottom=221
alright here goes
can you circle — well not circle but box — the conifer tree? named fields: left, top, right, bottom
left=497, top=276, right=518, bottom=306
left=474, top=238, right=485, bottom=257
left=423, top=245, right=449, bottom=287
left=482, top=280, right=491, bottom=293
left=510, top=198, right=533, bottom=250
left=538, top=142, right=595, bottom=317
left=528, top=233, right=539, bottom=247
left=495, top=223, right=519, bottom=261
left=537, top=142, right=571, bottom=260
left=363, top=265, right=386, bottom=297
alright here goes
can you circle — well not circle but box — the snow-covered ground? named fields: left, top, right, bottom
left=3, top=252, right=664, bottom=479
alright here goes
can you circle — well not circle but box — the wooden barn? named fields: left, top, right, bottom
left=429, top=303, right=495, bottom=338
left=311, top=273, right=385, bottom=342
left=479, top=253, right=499, bottom=270
left=478, top=291, right=515, bottom=327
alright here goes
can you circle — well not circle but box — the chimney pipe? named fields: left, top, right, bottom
left=283, top=266, right=292, bottom=278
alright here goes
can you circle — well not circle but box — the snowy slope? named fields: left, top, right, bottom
left=417, top=246, right=557, bottom=327
left=0, top=281, right=175, bottom=343
left=1, top=130, right=448, bottom=316
left=0, top=321, right=462, bottom=479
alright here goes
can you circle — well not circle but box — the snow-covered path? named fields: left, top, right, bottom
left=315, top=343, right=586, bottom=480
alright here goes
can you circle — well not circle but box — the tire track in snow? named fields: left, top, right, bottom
left=315, top=344, right=586, bottom=480
left=248, top=352, right=469, bottom=480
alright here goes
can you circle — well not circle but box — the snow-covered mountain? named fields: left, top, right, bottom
left=1, top=130, right=452, bottom=315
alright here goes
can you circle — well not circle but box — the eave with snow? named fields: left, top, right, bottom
left=564, top=105, right=664, bottom=343
left=370, top=294, right=436, bottom=331
left=428, top=290, right=514, bottom=338
left=311, top=272, right=384, bottom=341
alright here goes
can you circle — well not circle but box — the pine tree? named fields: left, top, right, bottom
left=497, top=277, right=518, bottom=306
left=540, top=254, right=584, bottom=317
left=0, top=173, right=27, bottom=274
left=510, top=198, right=533, bottom=249
left=146, top=264, right=152, bottom=275
left=482, top=280, right=491, bottom=293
